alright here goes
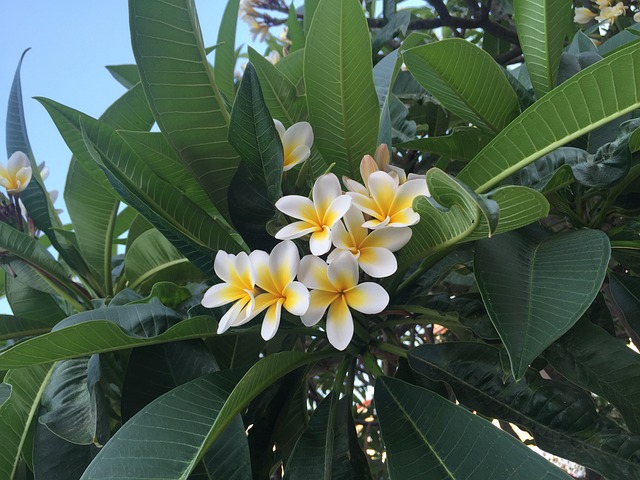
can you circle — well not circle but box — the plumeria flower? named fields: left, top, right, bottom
left=267, top=50, right=281, bottom=65
left=275, top=173, right=351, bottom=255
left=0, top=152, right=32, bottom=195
left=239, top=0, right=257, bottom=19
left=249, top=240, right=310, bottom=340
left=635, top=11, right=640, bottom=22
left=248, top=19, right=269, bottom=42
left=347, top=170, right=429, bottom=229
left=274, top=119, right=313, bottom=171
left=574, top=7, right=598, bottom=24
left=328, top=207, right=411, bottom=278
left=298, top=252, right=389, bottom=350
left=201, top=251, right=258, bottom=334
left=596, top=2, right=628, bottom=22
left=594, top=0, right=610, bottom=8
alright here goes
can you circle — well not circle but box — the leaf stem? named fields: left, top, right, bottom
left=370, top=341, right=408, bottom=359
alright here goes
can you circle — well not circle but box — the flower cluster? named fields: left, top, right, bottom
left=239, top=0, right=270, bottom=42
left=574, top=0, right=636, bottom=26
left=202, top=126, right=430, bottom=350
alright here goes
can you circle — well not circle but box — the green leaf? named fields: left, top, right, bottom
left=598, top=23, right=640, bottom=57
left=124, top=229, right=205, bottom=293
left=398, top=170, right=548, bottom=268
left=375, top=376, right=572, bottom=480
left=0, top=314, right=57, bottom=342
left=38, top=356, right=109, bottom=446
left=65, top=83, right=155, bottom=296
left=545, top=320, right=640, bottom=433
left=399, top=127, right=493, bottom=162
left=303, top=0, right=320, bottom=33
left=403, top=39, right=520, bottom=133
left=5, top=275, right=67, bottom=324
left=81, top=369, right=251, bottom=480
left=130, top=0, right=240, bottom=218
left=408, top=343, right=640, bottom=480
left=372, top=10, right=411, bottom=52
left=608, top=272, right=640, bottom=338
left=105, top=64, right=141, bottom=89
left=214, top=0, right=240, bottom=103
left=304, top=0, right=380, bottom=179
left=474, top=227, right=610, bottom=379
left=276, top=49, right=304, bottom=86
left=248, top=47, right=307, bottom=127
left=0, top=364, right=53, bottom=479
left=287, top=3, right=306, bottom=51
left=513, top=0, right=572, bottom=98
left=285, top=393, right=371, bottom=480
left=6, top=49, right=33, bottom=159
left=458, top=43, right=640, bottom=192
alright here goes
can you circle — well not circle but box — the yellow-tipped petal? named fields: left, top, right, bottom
left=269, top=240, right=299, bottom=291
left=217, top=297, right=251, bottom=334
left=313, top=173, right=342, bottom=216
left=275, top=221, right=318, bottom=240
left=299, top=255, right=334, bottom=291
left=276, top=195, right=317, bottom=223
left=250, top=250, right=277, bottom=294
left=301, top=290, right=338, bottom=326
left=283, top=281, right=310, bottom=315
left=214, top=251, right=237, bottom=284
left=330, top=219, right=352, bottom=251
left=322, top=195, right=352, bottom=228
left=342, top=176, right=368, bottom=196
left=283, top=144, right=311, bottom=171
left=327, top=251, right=359, bottom=292
left=261, top=300, right=283, bottom=340
left=342, top=207, right=368, bottom=246
left=391, top=178, right=429, bottom=212
left=345, top=282, right=389, bottom=314
left=389, top=208, right=420, bottom=227
left=362, top=216, right=391, bottom=230
left=231, top=252, right=255, bottom=291
left=7, top=151, right=29, bottom=177
left=358, top=247, right=398, bottom=278
left=309, top=226, right=333, bottom=256
left=362, top=226, right=412, bottom=251
left=283, top=121, right=313, bottom=151
left=201, top=283, right=247, bottom=308
left=348, top=192, right=381, bottom=219
left=326, top=296, right=354, bottom=351
left=368, top=171, right=398, bottom=217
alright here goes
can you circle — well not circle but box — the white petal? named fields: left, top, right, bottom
left=275, top=195, right=316, bottom=222
left=313, top=173, right=342, bottom=215
left=274, top=119, right=286, bottom=139
left=217, top=298, right=249, bottom=334
left=362, top=226, right=412, bottom=251
left=391, top=177, right=429, bottom=212
left=342, top=207, right=367, bottom=245
left=330, top=219, right=351, bottom=250
left=367, top=171, right=398, bottom=216
left=201, top=283, right=246, bottom=308
left=309, top=226, right=333, bottom=256
left=275, top=221, right=318, bottom=240
left=250, top=249, right=276, bottom=294
left=283, top=145, right=311, bottom=171
left=345, top=282, right=389, bottom=314
left=7, top=151, right=29, bottom=176
left=214, top=250, right=236, bottom=283
left=12, top=167, right=32, bottom=192
left=327, top=251, right=359, bottom=291
left=342, top=176, right=368, bottom=196
left=261, top=300, right=283, bottom=340
left=301, top=290, right=337, bottom=326
left=298, top=255, right=334, bottom=291
left=322, top=194, right=352, bottom=227
left=283, top=121, right=313, bottom=148
left=283, top=281, right=310, bottom=315
left=358, top=247, right=398, bottom=278
left=269, top=240, right=299, bottom=291
left=326, top=296, right=354, bottom=351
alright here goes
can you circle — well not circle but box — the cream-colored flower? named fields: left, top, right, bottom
left=298, top=252, right=389, bottom=350
left=274, top=119, right=313, bottom=171
left=0, top=152, right=32, bottom=194
left=239, top=0, right=257, bottom=19
left=248, top=240, right=310, bottom=340
left=347, top=170, right=429, bottom=229
left=275, top=173, right=351, bottom=255
left=343, top=149, right=425, bottom=195
left=594, top=0, right=611, bottom=8
left=596, top=2, right=628, bottom=22
left=267, top=50, right=281, bottom=65
left=248, top=19, right=269, bottom=42
left=328, top=207, right=411, bottom=278
left=574, top=7, right=598, bottom=24
left=201, top=251, right=258, bottom=334
left=635, top=11, right=640, bottom=22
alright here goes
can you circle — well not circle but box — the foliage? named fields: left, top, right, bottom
left=2, top=0, right=640, bottom=478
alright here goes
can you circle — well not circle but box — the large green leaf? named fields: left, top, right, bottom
left=129, top=0, right=240, bottom=217
left=375, top=376, right=571, bottom=480
left=39, top=97, right=246, bottom=273
left=0, top=314, right=57, bottom=342
left=81, top=369, right=250, bottom=480
left=105, top=64, right=141, bottom=89
left=403, top=39, right=520, bottom=134
left=458, top=43, right=640, bottom=192
left=608, top=272, right=640, bottom=336
left=474, top=227, right=610, bottom=379
left=545, top=321, right=640, bottom=433
left=304, top=0, right=380, bottom=179
left=214, top=0, right=240, bottom=103
left=514, top=0, right=572, bottom=98
left=5, top=275, right=67, bottom=324
left=65, top=83, right=155, bottom=296
left=399, top=127, right=493, bottom=162
left=408, top=343, right=640, bottom=479
left=124, top=229, right=205, bottom=293
left=228, top=63, right=284, bottom=250
left=285, top=393, right=371, bottom=480
left=0, top=364, right=53, bottom=479
left=397, top=169, right=549, bottom=268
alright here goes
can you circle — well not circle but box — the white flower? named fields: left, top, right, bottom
left=0, top=152, right=32, bottom=194
left=267, top=50, right=281, bottom=65
left=574, top=7, right=598, bottom=23
left=596, top=2, right=627, bottom=22
left=248, top=19, right=269, bottom=42
left=201, top=251, right=258, bottom=334
left=635, top=11, right=640, bottom=22
left=249, top=241, right=310, bottom=340
left=274, top=119, right=314, bottom=171
left=298, top=252, right=389, bottom=350
left=275, top=173, right=351, bottom=255
left=328, top=207, right=411, bottom=278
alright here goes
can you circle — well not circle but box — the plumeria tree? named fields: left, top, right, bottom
left=1, top=0, right=640, bottom=478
